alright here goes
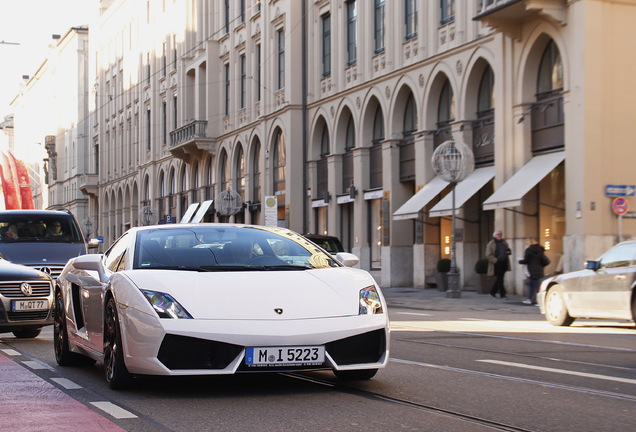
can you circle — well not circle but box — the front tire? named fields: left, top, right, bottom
left=12, top=328, right=41, bottom=339
left=104, top=296, right=133, bottom=389
left=54, top=290, right=95, bottom=366
left=333, top=369, right=378, bottom=380
left=545, top=285, right=574, bottom=326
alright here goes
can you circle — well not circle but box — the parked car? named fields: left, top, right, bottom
left=537, top=240, right=636, bottom=326
left=54, top=224, right=389, bottom=389
left=303, top=233, right=345, bottom=255
left=0, top=258, right=54, bottom=338
left=0, top=209, right=96, bottom=279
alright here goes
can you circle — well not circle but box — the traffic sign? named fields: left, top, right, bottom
left=605, top=184, right=636, bottom=197
left=612, top=197, right=629, bottom=215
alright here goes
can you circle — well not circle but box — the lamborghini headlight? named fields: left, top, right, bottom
left=141, top=290, right=192, bottom=319
left=359, top=286, right=383, bottom=315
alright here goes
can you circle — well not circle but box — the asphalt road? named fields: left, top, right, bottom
left=1, top=288, right=635, bottom=432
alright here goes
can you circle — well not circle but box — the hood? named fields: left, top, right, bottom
left=0, top=259, right=52, bottom=282
left=125, top=268, right=376, bottom=320
left=0, top=242, right=86, bottom=267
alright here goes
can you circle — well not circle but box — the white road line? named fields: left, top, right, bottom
left=477, top=359, right=636, bottom=385
left=394, top=312, right=432, bottom=317
left=0, top=348, right=20, bottom=356
left=51, top=378, right=83, bottom=390
left=90, top=402, right=137, bottom=419
left=22, top=360, right=55, bottom=371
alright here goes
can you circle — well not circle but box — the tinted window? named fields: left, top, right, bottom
left=0, top=213, right=83, bottom=243
left=104, top=233, right=130, bottom=272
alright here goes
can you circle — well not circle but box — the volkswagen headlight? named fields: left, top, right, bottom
left=359, top=286, right=383, bottom=315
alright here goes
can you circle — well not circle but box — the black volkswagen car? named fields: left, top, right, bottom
left=0, top=259, right=54, bottom=338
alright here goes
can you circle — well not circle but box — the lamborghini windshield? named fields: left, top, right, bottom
left=133, top=226, right=340, bottom=270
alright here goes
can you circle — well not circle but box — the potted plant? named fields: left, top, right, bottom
left=475, top=258, right=494, bottom=294
left=435, top=258, right=451, bottom=291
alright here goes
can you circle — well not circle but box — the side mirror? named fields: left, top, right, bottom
left=335, top=252, right=359, bottom=267
left=87, top=238, right=100, bottom=249
left=585, top=260, right=601, bottom=271
left=72, top=254, right=108, bottom=283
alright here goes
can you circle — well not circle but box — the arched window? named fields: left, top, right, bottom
left=273, top=129, right=286, bottom=203
left=192, top=163, right=199, bottom=203
left=400, top=93, right=417, bottom=181
left=474, top=65, right=495, bottom=165
left=403, top=94, right=417, bottom=135
left=318, top=125, right=329, bottom=200
left=219, top=149, right=229, bottom=192
left=537, top=40, right=563, bottom=96
left=437, top=80, right=455, bottom=126
left=235, top=145, right=245, bottom=199
left=252, top=139, right=261, bottom=203
left=370, top=106, right=384, bottom=189
left=343, top=116, right=355, bottom=192
left=478, top=66, right=494, bottom=113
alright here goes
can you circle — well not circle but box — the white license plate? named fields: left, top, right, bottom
left=245, top=346, right=325, bottom=367
left=11, top=299, right=49, bottom=312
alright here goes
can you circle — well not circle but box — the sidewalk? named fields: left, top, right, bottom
left=381, top=286, right=540, bottom=315
left=0, top=351, right=125, bottom=432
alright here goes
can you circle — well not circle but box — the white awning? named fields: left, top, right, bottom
left=428, top=166, right=495, bottom=217
left=190, top=200, right=214, bottom=223
left=392, top=176, right=449, bottom=220
left=179, top=203, right=200, bottom=223
left=482, top=151, right=565, bottom=211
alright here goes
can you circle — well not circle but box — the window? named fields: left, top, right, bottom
left=273, top=130, right=286, bottom=199
left=370, top=106, right=384, bottom=189
left=317, top=126, right=329, bottom=200
left=256, top=44, right=261, bottom=101
left=224, top=63, right=230, bottom=116
left=146, top=108, right=151, bottom=150
left=252, top=138, right=261, bottom=203
left=235, top=146, right=245, bottom=199
left=240, top=54, right=246, bottom=109
left=346, top=1, right=357, bottom=65
left=240, top=0, right=246, bottom=22
left=172, top=34, right=177, bottom=69
left=224, top=0, right=230, bottom=34
left=146, top=52, right=151, bottom=84
left=162, top=100, right=167, bottom=145
left=162, top=41, right=167, bottom=76
left=437, top=81, right=455, bottom=126
left=441, top=0, right=455, bottom=25
left=322, top=13, right=331, bottom=77
left=477, top=67, right=495, bottom=113
left=537, top=40, right=563, bottom=95
left=374, top=0, right=385, bottom=53
left=405, top=0, right=417, bottom=40
left=173, top=94, right=178, bottom=129
left=277, top=29, right=285, bottom=89
left=220, top=150, right=229, bottom=192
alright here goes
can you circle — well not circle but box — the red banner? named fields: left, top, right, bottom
left=0, top=151, right=34, bottom=209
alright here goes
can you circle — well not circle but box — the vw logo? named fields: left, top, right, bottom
left=274, top=308, right=283, bottom=315
left=20, top=283, right=33, bottom=296
left=38, top=267, right=52, bottom=275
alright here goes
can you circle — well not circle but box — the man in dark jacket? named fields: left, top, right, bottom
left=519, top=238, right=550, bottom=305
left=485, top=230, right=511, bottom=299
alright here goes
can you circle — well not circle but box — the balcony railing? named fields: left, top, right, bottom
left=168, top=120, right=216, bottom=160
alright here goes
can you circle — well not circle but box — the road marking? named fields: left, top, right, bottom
left=90, top=402, right=137, bottom=419
left=390, top=358, right=636, bottom=402
left=0, top=348, right=20, bottom=356
left=23, top=360, right=55, bottom=371
left=394, top=312, right=432, bottom=317
left=51, top=377, right=83, bottom=389
left=477, top=359, right=636, bottom=385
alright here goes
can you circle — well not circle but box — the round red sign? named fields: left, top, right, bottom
left=612, top=197, right=629, bottom=215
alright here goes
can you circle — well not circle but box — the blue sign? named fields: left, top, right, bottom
left=96, top=236, right=104, bottom=243
left=605, top=184, right=635, bottom=197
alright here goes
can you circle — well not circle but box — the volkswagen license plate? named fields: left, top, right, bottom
left=246, top=346, right=325, bottom=367
left=11, top=299, right=49, bottom=312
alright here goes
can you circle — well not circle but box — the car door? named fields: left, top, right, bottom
left=576, top=243, right=635, bottom=319
left=82, top=234, right=130, bottom=352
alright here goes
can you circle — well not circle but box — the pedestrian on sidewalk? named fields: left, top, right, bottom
left=519, top=238, right=550, bottom=305
left=486, top=229, right=511, bottom=299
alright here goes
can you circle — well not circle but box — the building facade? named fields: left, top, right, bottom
left=11, top=0, right=636, bottom=292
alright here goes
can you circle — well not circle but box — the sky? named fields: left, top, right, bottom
left=0, top=0, right=97, bottom=118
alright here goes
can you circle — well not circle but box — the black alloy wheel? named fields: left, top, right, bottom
left=104, top=296, right=133, bottom=389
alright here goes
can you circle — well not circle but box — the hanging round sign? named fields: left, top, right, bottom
left=612, top=197, right=629, bottom=215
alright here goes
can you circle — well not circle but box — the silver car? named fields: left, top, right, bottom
left=537, top=240, right=636, bottom=326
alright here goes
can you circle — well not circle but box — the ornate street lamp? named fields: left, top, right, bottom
left=432, top=139, right=475, bottom=298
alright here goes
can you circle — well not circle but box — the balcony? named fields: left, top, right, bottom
left=79, top=174, right=99, bottom=197
left=474, top=0, right=566, bottom=37
left=169, top=120, right=216, bottom=162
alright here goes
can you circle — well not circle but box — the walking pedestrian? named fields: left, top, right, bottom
left=519, top=238, right=550, bottom=305
left=486, top=229, right=511, bottom=299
